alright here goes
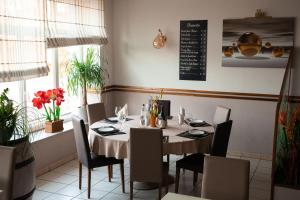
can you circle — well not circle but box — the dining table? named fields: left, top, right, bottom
left=88, top=115, right=214, bottom=189
left=89, top=115, right=214, bottom=158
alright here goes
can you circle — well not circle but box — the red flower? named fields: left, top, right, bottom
left=54, top=88, right=64, bottom=98
left=279, top=111, right=287, bottom=126
left=56, top=96, right=64, bottom=106
left=32, top=88, right=65, bottom=121
left=46, top=89, right=57, bottom=100
left=34, top=91, right=50, bottom=104
left=32, top=98, right=43, bottom=109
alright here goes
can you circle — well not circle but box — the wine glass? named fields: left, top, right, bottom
left=185, top=112, right=193, bottom=133
left=178, top=113, right=184, bottom=130
left=118, top=112, right=127, bottom=131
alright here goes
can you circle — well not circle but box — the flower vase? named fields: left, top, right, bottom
left=45, top=119, right=64, bottom=133
left=150, top=115, right=157, bottom=127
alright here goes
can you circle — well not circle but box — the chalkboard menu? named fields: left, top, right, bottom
left=179, top=20, right=207, bottom=81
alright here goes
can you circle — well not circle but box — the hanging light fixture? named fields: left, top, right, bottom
left=153, top=29, right=167, bottom=49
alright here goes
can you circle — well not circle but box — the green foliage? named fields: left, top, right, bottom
left=67, top=48, right=107, bottom=104
left=0, top=88, right=29, bottom=145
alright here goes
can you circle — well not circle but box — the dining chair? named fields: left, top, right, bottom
left=86, top=102, right=106, bottom=126
left=201, top=155, right=250, bottom=200
left=175, top=120, right=233, bottom=193
left=86, top=102, right=113, bottom=180
left=72, top=115, right=125, bottom=199
left=0, top=146, right=16, bottom=200
left=129, top=128, right=169, bottom=200
left=212, top=106, right=231, bottom=126
left=157, top=100, right=171, bottom=119
left=157, top=100, right=171, bottom=163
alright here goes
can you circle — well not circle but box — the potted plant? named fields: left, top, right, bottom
left=0, top=88, right=37, bottom=200
left=67, top=48, right=107, bottom=121
left=32, top=88, right=65, bottom=133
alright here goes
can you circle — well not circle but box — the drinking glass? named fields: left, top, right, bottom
left=185, top=112, right=193, bottom=133
left=178, top=113, right=184, bottom=130
left=118, top=112, right=127, bottom=131
left=140, top=115, right=146, bottom=127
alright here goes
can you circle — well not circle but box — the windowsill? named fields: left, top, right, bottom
left=31, top=121, right=74, bottom=143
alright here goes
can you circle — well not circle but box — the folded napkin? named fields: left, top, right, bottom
left=177, top=130, right=209, bottom=140
left=117, top=104, right=128, bottom=117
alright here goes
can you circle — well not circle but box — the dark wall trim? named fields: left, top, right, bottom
left=102, top=85, right=300, bottom=103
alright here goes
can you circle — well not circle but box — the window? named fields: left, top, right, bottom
left=0, top=0, right=106, bottom=130
left=0, top=44, right=102, bottom=126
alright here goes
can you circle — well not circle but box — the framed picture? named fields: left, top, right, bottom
left=222, top=17, right=294, bottom=68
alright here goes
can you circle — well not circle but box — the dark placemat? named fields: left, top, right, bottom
left=92, top=127, right=126, bottom=137
left=177, top=130, right=209, bottom=140
left=104, top=117, right=134, bottom=124
left=184, top=120, right=211, bottom=127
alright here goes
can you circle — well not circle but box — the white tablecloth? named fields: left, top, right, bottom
left=89, top=115, right=214, bottom=159
left=162, top=193, right=209, bottom=200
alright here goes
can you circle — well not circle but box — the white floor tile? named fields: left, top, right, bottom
left=75, top=189, right=108, bottom=200
left=92, top=181, right=120, bottom=192
left=53, top=174, right=78, bottom=184
left=32, top=190, right=52, bottom=200
left=43, top=194, right=73, bottom=200
left=38, top=181, right=67, bottom=193
left=56, top=185, right=86, bottom=197
left=39, top=171, right=64, bottom=182
left=101, top=193, right=129, bottom=200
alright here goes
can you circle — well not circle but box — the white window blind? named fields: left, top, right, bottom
left=46, top=0, right=108, bottom=48
left=0, top=0, right=49, bottom=82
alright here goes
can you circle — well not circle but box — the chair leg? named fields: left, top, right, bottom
left=175, top=167, right=180, bottom=193
left=193, top=171, right=198, bottom=186
left=110, top=165, right=113, bottom=178
left=165, top=176, right=169, bottom=194
left=120, top=163, right=125, bottom=193
left=158, top=183, right=162, bottom=200
left=167, top=154, right=170, bottom=164
left=108, top=165, right=112, bottom=182
left=79, top=162, right=82, bottom=190
left=183, top=154, right=187, bottom=173
left=88, top=168, right=91, bottom=199
left=130, top=181, right=133, bottom=200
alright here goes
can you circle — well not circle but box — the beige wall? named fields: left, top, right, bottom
left=111, top=91, right=276, bottom=156
left=111, top=0, right=300, bottom=95
left=104, top=0, right=300, bottom=157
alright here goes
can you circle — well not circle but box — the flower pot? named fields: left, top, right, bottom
left=45, top=119, right=64, bottom=133
left=150, top=116, right=157, bottom=127
left=7, top=136, right=35, bottom=200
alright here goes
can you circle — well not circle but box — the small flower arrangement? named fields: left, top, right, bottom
left=32, top=88, right=65, bottom=122
left=150, top=89, right=164, bottom=117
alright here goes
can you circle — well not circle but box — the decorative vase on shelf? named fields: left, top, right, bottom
left=150, top=115, right=157, bottom=127
left=45, top=119, right=64, bottom=133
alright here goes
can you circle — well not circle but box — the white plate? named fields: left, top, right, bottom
left=107, top=117, right=118, bottom=121
left=190, top=119, right=204, bottom=123
left=98, top=127, right=115, bottom=132
left=189, top=130, right=205, bottom=135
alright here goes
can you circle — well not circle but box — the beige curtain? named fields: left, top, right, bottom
left=46, top=0, right=108, bottom=48
left=0, top=0, right=49, bottom=82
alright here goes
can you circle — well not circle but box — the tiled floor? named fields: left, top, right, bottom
left=33, top=155, right=272, bottom=200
